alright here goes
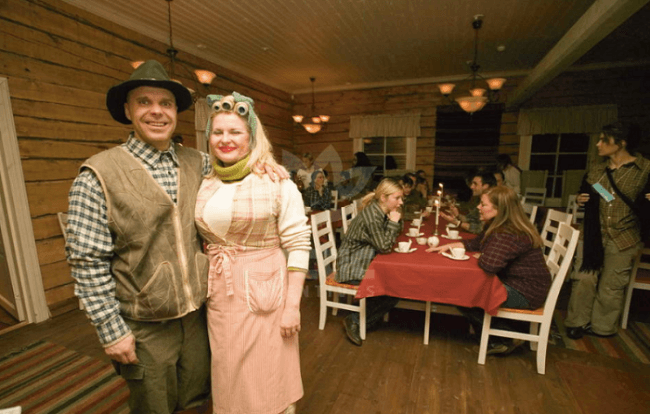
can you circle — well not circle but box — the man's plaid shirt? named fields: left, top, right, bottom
left=65, top=135, right=211, bottom=347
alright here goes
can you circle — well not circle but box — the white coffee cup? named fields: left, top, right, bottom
left=447, top=228, right=460, bottom=239
left=427, top=236, right=439, bottom=247
left=398, top=241, right=410, bottom=252
left=450, top=247, right=466, bottom=259
left=425, top=206, right=433, bottom=213
left=407, top=228, right=419, bottom=237
left=416, top=237, right=427, bottom=245
left=412, top=218, right=421, bottom=227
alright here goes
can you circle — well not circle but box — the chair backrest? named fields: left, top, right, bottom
left=521, top=202, right=538, bottom=225
left=341, top=203, right=357, bottom=234
left=521, top=170, right=548, bottom=191
left=57, top=212, right=68, bottom=242
left=331, top=189, right=339, bottom=210
left=566, top=194, right=584, bottom=225
left=561, top=169, right=585, bottom=206
left=353, top=198, right=362, bottom=213
left=540, top=209, right=573, bottom=258
left=523, top=187, right=546, bottom=206
left=542, top=223, right=580, bottom=315
left=311, top=210, right=337, bottom=287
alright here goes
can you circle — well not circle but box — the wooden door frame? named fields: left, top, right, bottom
left=0, top=78, right=49, bottom=324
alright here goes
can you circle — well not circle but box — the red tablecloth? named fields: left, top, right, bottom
left=355, top=214, right=507, bottom=315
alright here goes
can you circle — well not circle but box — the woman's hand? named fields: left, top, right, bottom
left=388, top=210, right=401, bottom=222
left=440, top=211, right=456, bottom=223
left=280, top=307, right=301, bottom=338
left=426, top=241, right=463, bottom=253
left=577, top=193, right=590, bottom=206
left=420, top=210, right=431, bottom=218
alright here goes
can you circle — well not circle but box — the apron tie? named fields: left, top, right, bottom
left=206, top=244, right=238, bottom=297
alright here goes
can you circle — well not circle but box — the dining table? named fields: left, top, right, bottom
left=355, top=209, right=508, bottom=344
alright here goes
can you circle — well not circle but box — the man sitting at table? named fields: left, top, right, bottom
left=441, top=170, right=496, bottom=234
left=402, top=175, right=427, bottom=220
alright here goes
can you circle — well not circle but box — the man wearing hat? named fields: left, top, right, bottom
left=65, top=60, right=211, bottom=413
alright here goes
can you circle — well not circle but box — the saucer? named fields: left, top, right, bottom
left=394, top=247, right=417, bottom=253
left=406, top=232, right=424, bottom=237
left=442, top=252, right=470, bottom=261
left=442, top=234, right=462, bottom=240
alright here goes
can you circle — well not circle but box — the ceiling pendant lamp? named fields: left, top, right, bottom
left=293, top=77, right=329, bottom=134
left=438, top=15, right=506, bottom=113
left=130, top=0, right=217, bottom=100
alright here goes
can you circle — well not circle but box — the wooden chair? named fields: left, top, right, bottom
left=340, top=203, right=357, bottom=234
left=311, top=210, right=366, bottom=339
left=521, top=202, right=538, bottom=225
left=566, top=194, right=584, bottom=225
left=523, top=187, right=546, bottom=206
left=331, top=189, right=338, bottom=210
left=57, top=212, right=68, bottom=239
left=540, top=209, right=573, bottom=258
left=478, top=223, right=580, bottom=374
left=621, top=247, right=650, bottom=329
left=353, top=198, right=362, bottom=213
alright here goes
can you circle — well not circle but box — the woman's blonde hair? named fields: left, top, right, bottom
left=205, top=93, right=283, bottom=178
left=360, top=177, right=403, bottom=210
left=483, top=186, right=543, bottom=248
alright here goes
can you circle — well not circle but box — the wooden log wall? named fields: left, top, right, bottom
left=292, top=79, right=520, bottom=179
left=1, top=0, right=294, bottom=315
left=294, top=63, right=650, bottom=177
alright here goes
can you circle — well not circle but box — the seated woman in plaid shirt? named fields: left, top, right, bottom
left=429, top=186, right=551, bottom=355
left=336, top=177, right=404, bottom=346
left=303, top=170, right=332, bottom=211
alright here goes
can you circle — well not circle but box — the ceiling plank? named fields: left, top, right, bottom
left=507, top=0, right=650, bottom=110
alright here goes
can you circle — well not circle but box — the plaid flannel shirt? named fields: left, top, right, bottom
left=65, top=135, right=211, bottom=347
left=587, top=155, right=650, bottom=251
left=336, top=201, right=403, bottom=283
left=304, top=186, right=332, bottom=210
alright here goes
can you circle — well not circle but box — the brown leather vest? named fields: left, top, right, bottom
left=83, top=145, right=209, bottom=321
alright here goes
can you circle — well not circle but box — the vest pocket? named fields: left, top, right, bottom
left=245, top=268, right=284, bottom=314
left=134, top=261, right=177, bottom=319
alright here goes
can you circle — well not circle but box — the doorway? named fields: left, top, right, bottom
left=0, top=77, right=49, bottom=332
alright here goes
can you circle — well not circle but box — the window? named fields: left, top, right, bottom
left=530, top=133, right=590, bottom=198
left=362, top=136, right=407, bottom=171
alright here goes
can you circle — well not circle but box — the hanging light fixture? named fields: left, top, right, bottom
left=293, top=77, right=329, bottom=134
left=438, top=15, right=506, bottom=113
left=131, top=0, right=217, bottom=99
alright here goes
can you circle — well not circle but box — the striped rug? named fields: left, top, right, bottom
left=0, top=341, right=129, bottom=413
left=551, top=310, right=650, bottom=364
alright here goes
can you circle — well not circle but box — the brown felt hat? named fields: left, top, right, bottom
left=106, top=60, right=193, bottom=124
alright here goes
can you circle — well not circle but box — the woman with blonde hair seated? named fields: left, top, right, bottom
left=428, top=185, right=551, bottom=355
left=336, top=177, right=404, bottom=346
left=195, top=92, right=311, bottom=413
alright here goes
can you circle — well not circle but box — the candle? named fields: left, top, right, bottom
left=435, top=199, right=440, bottom=226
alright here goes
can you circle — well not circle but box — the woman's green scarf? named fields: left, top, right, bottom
left=212, top=154, right=251, bottom=182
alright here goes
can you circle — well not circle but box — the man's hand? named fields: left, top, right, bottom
left=577, top=193, right=590, bottom=206
left=259, top=163, right=290, bottom=182
left=105, top=334, right=138, bottom=364
left=280, top=307, right=301, bottom=338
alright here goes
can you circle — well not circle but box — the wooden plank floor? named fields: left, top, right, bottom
left=1, top=281, right=649, bottom=414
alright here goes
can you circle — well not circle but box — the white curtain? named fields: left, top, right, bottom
left=349, top=113, right=421, bottom=138
left=516, top=105, right=617, bottom=136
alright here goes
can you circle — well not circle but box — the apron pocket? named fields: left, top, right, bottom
left=245, top=268, right=284, bottom=314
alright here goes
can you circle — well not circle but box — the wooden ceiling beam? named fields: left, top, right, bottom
left=507, top=0, right=650, bottom=110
